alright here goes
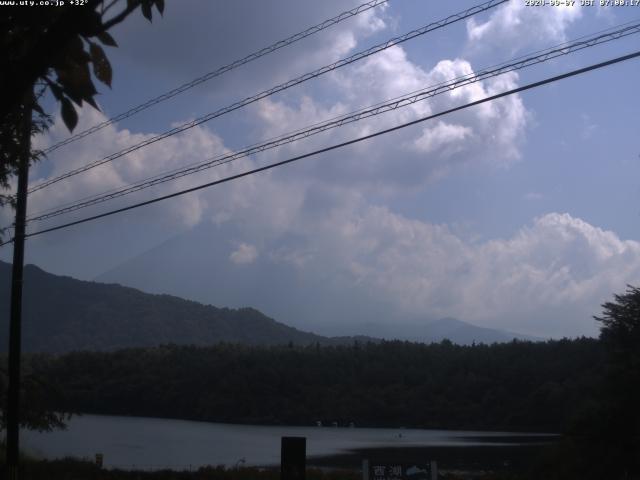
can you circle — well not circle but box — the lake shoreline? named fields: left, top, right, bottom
left=60, top=411, right=560, bottom=435
left=21, top=414, right=557, bottom=471
left=307, top=443, right=555, bottom=473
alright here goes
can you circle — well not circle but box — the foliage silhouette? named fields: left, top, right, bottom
left=19, top=338, right=603, bottom=432
left=0, top=0, right=165, bottom=233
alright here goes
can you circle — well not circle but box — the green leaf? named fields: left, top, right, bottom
left=77, top=9, right=103, bottom=37
left=60, top=97, right=78, bottom=132
left=55, top=62, right=98, bottom=107
left=66, top=36, right=91, bottom=65
left=83, top=94, right=99, bottom=110
left=96, top=31, right=117, bottom=47
left=48, top=81, right=64, bottom=101
left=89, top=42, right=112, bottom=88
left=141, top=1, right=153, bottom=21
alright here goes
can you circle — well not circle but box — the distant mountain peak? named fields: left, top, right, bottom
left=320, top=316, right=538, bottom=345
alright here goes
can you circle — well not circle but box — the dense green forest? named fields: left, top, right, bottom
left=21, top=338, right=602, bottom=433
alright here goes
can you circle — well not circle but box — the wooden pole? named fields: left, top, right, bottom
left=6, top=92, right=31, bottom=480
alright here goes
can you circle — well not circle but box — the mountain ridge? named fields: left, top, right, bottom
left=1, top=260, right=536, bottom=352
left=0, top=260, right=376, bottom=352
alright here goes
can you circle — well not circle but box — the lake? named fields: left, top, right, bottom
left=21, top=414, right=554, bottom=471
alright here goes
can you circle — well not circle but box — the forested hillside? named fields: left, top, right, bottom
left=0, top=261, right=534, bottom=351
left=0, top=261, right=371, bottom=352
left=27, top=338, right=603, bottom=432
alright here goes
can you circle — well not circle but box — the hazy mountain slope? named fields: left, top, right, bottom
left=320, top=317, right=538, bottom=344
left=94, top=222, right=406, bottom=336
left=95, top=224, right=538, bottom=344
left=421, top=317, right=539, bottom=343
left=0, top=261, right=366, bottom=353
left=0, top=260, right=537, bottom=352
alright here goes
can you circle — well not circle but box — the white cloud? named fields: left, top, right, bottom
left=308, top=3, right=388, bottom=63
left=255, top=51, right=528, bottom=190
left=466, top=0, right=582, bottom=54
left=412, top=121, right=473, bottom=155
left=260, top=203, right=640, bottom=338
left=229, top=243, right=258, bottom=265
left=27, top=107, right=239, bottom=231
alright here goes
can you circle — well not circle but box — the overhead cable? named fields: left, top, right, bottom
left=42, top=0, right=390, bottom=155
left=27, top=0, right=507, bottom=195
left=1, top=49, right=635, bottom=247
left=25, top=21, right=640, bottom=223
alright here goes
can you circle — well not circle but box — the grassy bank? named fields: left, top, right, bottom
left=3, top=460, right=363, bottom=480
left=3, top=457, right=525, bottom=480
left=1, top=437, right=547, bottom=479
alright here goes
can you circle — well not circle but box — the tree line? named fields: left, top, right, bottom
left=17, top=337, right=603, bottom=433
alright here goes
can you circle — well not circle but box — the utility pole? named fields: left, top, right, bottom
left=6, top=93, right=32, bottom=480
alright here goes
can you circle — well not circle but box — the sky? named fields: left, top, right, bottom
left=2, top=0, right=640, bottom=339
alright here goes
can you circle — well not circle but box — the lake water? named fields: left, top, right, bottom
left=21, top=414, right=550, bottom=471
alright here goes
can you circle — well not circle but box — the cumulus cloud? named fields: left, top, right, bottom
left=300, top=1, right=388, bottom=66
left=412, top=121, right=473, bottom=156
left=466, top=0, right=582, bottom=55
left=184, top=148, right=639, bottom=338
left=230, top=243, right=258, bottom=265
left=255, top=49, right=528, bottom=188
left=259, top=202, right=640, bottom=337
left=27, top=107, right=241, bottom=231
left=463, top=213, right=640, bottom=324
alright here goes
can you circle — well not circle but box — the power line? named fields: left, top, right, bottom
left=25, top=20, right=640, bottom=224
left=27, top=0, right=507, bottom=195
left=2, top=49, right=636, bottom=247
left=42, top=0, right=389, bottom=155
left=29, top=18, right=640, bottom=220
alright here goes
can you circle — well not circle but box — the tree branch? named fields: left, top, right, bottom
left=102, top=0, right=121, bottom=16
left=101, top=1, right=141, bottom=31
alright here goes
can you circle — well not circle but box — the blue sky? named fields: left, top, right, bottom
left=2, top=0, right=640, bottom=338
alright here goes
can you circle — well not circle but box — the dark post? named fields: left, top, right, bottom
left=281, top=436, right=306, bottom=480
left=6, top=94, right=32, bottom=480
